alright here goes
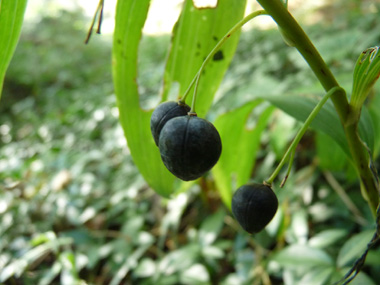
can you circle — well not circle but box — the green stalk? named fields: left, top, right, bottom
left=265, top=87, right=342, bottom=185
left=257, top=0, right=379, bottom=215
left=180, top=10, right=268, bottom=112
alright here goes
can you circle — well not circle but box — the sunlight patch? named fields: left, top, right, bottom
left=192, top=0, right=217, bottom=8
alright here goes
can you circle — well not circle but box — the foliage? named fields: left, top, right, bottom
left=0, top=0, right=28, bottom=98
left=1, top=1, right=380, bottom=284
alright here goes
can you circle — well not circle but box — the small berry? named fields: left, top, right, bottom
left=150, top=101, right=190, bottom=146
left=231, top=183, right=278, bottom=234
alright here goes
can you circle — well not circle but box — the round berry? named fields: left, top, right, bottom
left=158, top=115, right=222, bottom=181
left=150, top=101, right=190, bottom=146
left=231, top=183, right=278, bottom=234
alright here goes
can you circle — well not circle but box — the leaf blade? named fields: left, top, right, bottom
left=112, top=0, right=177, bottom=197
left=0, top=0, right=28, bottom=99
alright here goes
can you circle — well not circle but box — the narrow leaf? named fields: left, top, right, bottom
left=162, top=0, right=247, bottom=117
left=112, top=0, right=176, bottom=197
left=0, top=0, right=28, bottom=99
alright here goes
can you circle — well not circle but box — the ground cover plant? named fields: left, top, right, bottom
left=1, top=0, right=380, bottom=284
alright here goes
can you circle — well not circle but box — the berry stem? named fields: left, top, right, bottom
left=180, top=10, right=268, bottom=112
left=265, top=87, right=343, bottom=186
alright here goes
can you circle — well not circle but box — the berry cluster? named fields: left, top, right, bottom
left=151, top=101, right=222, bottom=181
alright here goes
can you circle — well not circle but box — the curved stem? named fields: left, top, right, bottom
left=180, top=10, right=268, bottom=112
left=265, top=87, right=342, bottom=185
left=257, top=0, right=379, bottom=215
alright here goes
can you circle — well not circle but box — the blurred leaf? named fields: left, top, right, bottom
left=288, top=209, right=308, bottom=244
left=269, top=112, right=296, bottom=159
left=0, top=237, right=72, bottom=282
left=158, top=244, right=201, bottom=276
left=348, top=271, right=377, bottom=285
left=110, top=241, right=154, bottom=285
left=337, top=229, right=375, bottom=268
left=59, top=251, right=80, bottom=285
left=133, top=258, right=156, bottom=278
left=198, top=208, right=225, bottom=246
left=271, top=244, right=333, bottom=269
left=308, top=229, right=348, bottom=249
left=368, top=90, right=380, bottom=158
left=201, top=245, right=225, bottom=259
left=263, top=92, right=374, bottom=157
left=316, top=132, right=348, bottom=171
left=212, top=100, right=274, bottom=207
left=0, top=0, right=27, bottom=99
left=298, top=267, right=334, bottom=285
left=38, top=261, right=62, bottom=285
left=162, top=0, right=247, bottom=117
left=180, top=263, right=210, bottom=284
left=331, top=268, right=377, bottom=285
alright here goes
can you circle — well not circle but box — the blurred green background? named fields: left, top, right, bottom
left=1, top=0, right=380, bottom=284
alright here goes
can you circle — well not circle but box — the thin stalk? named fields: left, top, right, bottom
left=265, top=87, right=341, bottom=185
left=257, top=0, right=379, bottom=216
left=179, top=10, right=268, bottom=112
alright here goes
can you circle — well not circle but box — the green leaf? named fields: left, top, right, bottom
left=316, top=132, right=348, bottom=171
left=368, top=90, right=380, bottom=158
left=0, top=0, right=28, bottom=99
left=162, top=0, right=247, bottom=117
left=298, top=267, right=334, bottom=285
left=59, top=251, right=79, bottom=284
left=112, top=0, right=177, bottom=197
left=337, top=229, right=375, bottom=268
left=198, top=208, right=225, bottom=246
left=331, top=268, right=377, bottom=285
left=271, top=244, right=333, bottom=269
left=263, top=92, right=375, bottom=157
left=180, top=264, right=210, bottom=284
left=212, top=100, right=274, bottom=207
left=158, top=244, right=201, bottom=276
left=351, top=46, right=380, bottom=114
left=308, top=229, right=348, bottom=249
left=112, top=0, right=247, bottom=197
left=38, top=261, right=62, bottom=285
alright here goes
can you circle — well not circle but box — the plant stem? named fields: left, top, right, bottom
left=180, top=10, right=268, bottom=112
left=265, top=87, right=341, bottom=185
left=257, top=0, right=379, bottom=215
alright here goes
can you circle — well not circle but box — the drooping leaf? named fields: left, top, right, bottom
left=212, top=100, right=274, bottom=208
left=263, top=92, right=375, bottom=158
left=162, top=0, right=247, bottom=117
left=112, top=0, right=247, bottom=197
left=0, top=0, right=28, bottom=99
